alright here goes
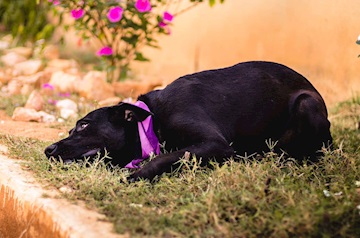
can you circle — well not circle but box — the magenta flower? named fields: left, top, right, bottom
left=42, top=83, right=54, bottom=90
left=107, top=6, right=123, bottom=23
left=135, top=0, right=152, bottom=13
left=97, top=46, right=113, bottom=56
left=58, top=92, right=71, bottom=98
left=48, top=0, right=60, bottom=5
left=159, top=21, right=167, bottom=28
left=163, top=11, right=173, bottom=22
left=48, top=99, right=58, bottom=105
left=71, top=9, right=85, bottom=20
left=159, top=11, right=173, bottom=35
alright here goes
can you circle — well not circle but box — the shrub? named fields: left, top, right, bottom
left=50, top=0, right=224, bottom=82
left=0, top=0, right=55, bottom=46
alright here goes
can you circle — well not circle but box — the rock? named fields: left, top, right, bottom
left=6, top=80, right=22, bottom=95
left=59, top=186, right=73, bottom=194
left=56, top=99, right=78, bottom=119
left=0, top=52, right=27, bottom=67
left=0, top=70, right=11, bottom=84
left=12, top=107, right=41, bottom=122
left=5, top=47, right=33, bottom=58
left=25, top=90, right=45, bottom=111
left=12, top=59, right=43, bottom=76
left=76, top=71, right=115, bottom=101
left=113, top=80, right=162, bottom=98
left=49, top=71, right=80, bottom=93
left=16, top=71, right=50, bottom=88
left=0, top=40, right=9, bottom=50
left=98, top=97, right=122, bottom=107
left=47, top=59, right=79, bottom=71
left=12, top=107, right=55, bottom=123
left=43, top=45, right=60, bottom=60
left=20, top=84, right=35, bottom=95
left=59, top=108, right=78, bottom=119
left=39, top=111, right=56, bottom=123
left=56, top=99, right=78, bottom=112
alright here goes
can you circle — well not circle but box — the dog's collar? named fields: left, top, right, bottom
left=125, top=101, right=160, bottom=169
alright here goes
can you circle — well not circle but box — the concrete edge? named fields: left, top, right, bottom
left=0, top=144, right=127, bottom=238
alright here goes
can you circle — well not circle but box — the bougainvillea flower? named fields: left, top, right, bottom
left=159, top=11, right=173, bottom=35
left=48, top=0, right=60, bottom=5
left=97, top=46, right=113, bottom=56
left=135, top=0, right=152, bottom=13
left=71, top=9, right=85, bottom=20
left=107, top=6, right=123, bottom=23
left=58, top=92, right=71, bottom=98
left=159, top=22, right=171, bottom=35
left=48, top=99, right=58, bottom=105
left=163, top=11, right=173, bottom=22
left=42, top=83, right=54, bottom=90
left=159, top=21, right=167, bottom=27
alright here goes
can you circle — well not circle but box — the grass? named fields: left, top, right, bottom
left=0, top=96, right=359, bottom=237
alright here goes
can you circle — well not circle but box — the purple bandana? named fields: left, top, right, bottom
left=125, top=101, right=160, bottom=169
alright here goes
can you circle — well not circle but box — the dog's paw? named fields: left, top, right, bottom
left=125, top=170, right=159, bottom=183
left=125, top=174, right=139, bottom=183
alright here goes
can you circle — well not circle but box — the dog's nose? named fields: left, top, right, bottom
left=45, top=144, right=58, bottom=157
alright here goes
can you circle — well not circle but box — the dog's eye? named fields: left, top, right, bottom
left=77, top=123, right=89, bottom=131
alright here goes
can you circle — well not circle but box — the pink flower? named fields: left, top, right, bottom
left=135, top=0, right=152, bottom=13
left=159, top=21, right=167, bottom=28
left=48, top=99, right=58, bottom=105
left=159, top=11, right=173, bottom=35
left=97, top=46, right=113, bottom=56
left=58, top=92, right=71, bottom=98
left=42, top=83, right=54, bottom=90
left=107, top=6, right=123, bottom=23
left=48, top=0, right=60, bottom=5
left=71, top=9, right=85, bottom=20
left=163, top=11, right=173, bottom=22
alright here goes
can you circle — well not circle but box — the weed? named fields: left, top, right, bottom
left=0, top=97, right=359, bottom=237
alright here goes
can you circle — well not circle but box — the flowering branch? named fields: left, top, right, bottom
left=50, top=0, right=224, bottom=82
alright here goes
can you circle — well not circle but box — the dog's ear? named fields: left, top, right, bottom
left=109, top=103, right=152, bottom=123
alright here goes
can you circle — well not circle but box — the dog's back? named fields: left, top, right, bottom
left=141, top=61, right=331, bottom=158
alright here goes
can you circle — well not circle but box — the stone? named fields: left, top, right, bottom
left=98, top=97, right=122, bottom=107
left=0, top=40, right=9, bottom=50
left=59, top=108, right=78, bottom=119
left=20, top=84, right=35, bottom=95
left=6, top=80, right=22, bottom=95
left=42, top=45, right=60, bottom=60
left=59, top=186, right=73, bottom=194
left=16, top=71, right=50, bottom=88
left=56, top=99, right=78, bottom=112
left=76, top=71, right=115, bottom=101
left=113, top=80, right=162, bottom=98
left=49, top=71, right=80, bottom=93
left=5, top=47, right=33, bottom=58
left=12, top=107, right=55, bottom=123
left=39, top=111, right=56, bottom=123
left=0, top=70, right=10, bottom=84
left=56, top=99, right=78, bottom=119
left=47, top=59, right=79, bottom=71
left=0, top=52, right=27, bottom=67
left=25, top=91, right=45, bottom=111
left=12, top=59, right=43, bottom=76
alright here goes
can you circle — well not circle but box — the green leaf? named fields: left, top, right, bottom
left=134, top=52, right=150, bottom=62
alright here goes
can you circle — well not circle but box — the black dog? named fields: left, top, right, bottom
left=45, top=61, right=332, bottom=181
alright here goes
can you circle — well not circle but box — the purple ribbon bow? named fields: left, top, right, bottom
left=125, top=101, right=160, bottom=169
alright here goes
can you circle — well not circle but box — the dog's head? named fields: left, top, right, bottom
left=44, top=103, right=152, bottom=167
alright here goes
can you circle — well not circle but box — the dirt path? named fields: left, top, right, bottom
left=0, top=110, right=65, bottom=142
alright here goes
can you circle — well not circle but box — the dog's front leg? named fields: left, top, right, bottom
left=128, top=140, right=234, bottom=182
left=128, top=150, right=188, bottom=182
